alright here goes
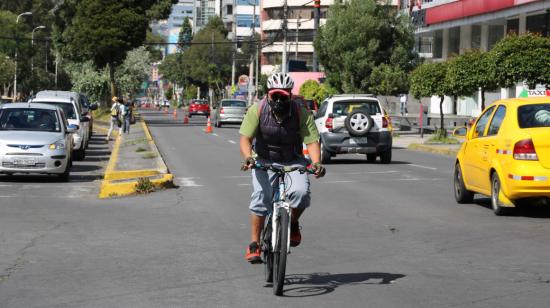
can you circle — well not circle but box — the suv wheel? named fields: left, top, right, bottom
left=320, top=142, right=331, bottom=164
left=344, top=109, right=373, bottom=137
left=379, top=149, right=392, bottom=164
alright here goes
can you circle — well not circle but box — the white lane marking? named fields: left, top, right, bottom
left=338, top=171, right=398, bottom=175
left=176, top=177, right=203, bottom=187
left=213, top=133, right=219, bottom=136
left=0, top=195, right=15, bottom=198
left=408, top=164, right=437, bottom=170
left=0, top=185, right=13, bottom=187
left=228, top=140, right=237, bottom=144
left=319, top=180, right=355, bottom=184
left=238, top=183, right=252, bottom=186
left=224, top=175, right=250, bottom=178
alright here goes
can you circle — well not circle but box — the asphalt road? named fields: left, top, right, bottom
left=1, top=109, right=550, bottom=308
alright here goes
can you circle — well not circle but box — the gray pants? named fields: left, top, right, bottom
left=249, top=157, right=311, bottom=216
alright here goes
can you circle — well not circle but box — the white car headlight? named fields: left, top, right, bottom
left=49, top=140, right=66, bottom=150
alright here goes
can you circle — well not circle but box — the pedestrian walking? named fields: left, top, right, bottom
left=121, top=101, right=133, bottom=134
left=106, top=96, right=122, bottom=141
left=400, top=93, right=408, bottom=116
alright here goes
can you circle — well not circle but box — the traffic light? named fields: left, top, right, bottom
left=314, top=0, right=321, bottom=8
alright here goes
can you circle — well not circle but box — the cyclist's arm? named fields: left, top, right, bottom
left=239, top=104, right=259, bottom=159
left=306, top=142, right=321, bottom=164
left=301, top=108, right=321, bottom=164
left=240, top=135, right=253, bottom=159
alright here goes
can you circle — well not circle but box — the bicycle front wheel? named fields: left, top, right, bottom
left=273, top=209, right=289, bottom=296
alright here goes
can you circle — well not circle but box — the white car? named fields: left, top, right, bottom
left=314, top=94, right=393, bottom=164
left=32, top=91, right=90, bottom=160
left=0, top=103, right=75, bottom=181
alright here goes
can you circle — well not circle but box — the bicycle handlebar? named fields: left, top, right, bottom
left=252, top=162, right=316, bottom=175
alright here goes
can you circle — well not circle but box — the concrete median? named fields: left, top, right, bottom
left=98, top=115, right=173, bottom=198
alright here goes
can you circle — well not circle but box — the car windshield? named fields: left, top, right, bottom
left=222, top=100, right=246, bottom=107
left=0, top=108, right=60, bottom=132
left=36, top=102, right=77, bottom=119
left=333, top=100, right=381, bottom=116
left=518, top=103, right=550, bottom=128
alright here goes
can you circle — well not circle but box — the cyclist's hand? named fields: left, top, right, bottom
left=241, top=157, right=256, bottom=171
left=310, top=162, right=326, bottom=178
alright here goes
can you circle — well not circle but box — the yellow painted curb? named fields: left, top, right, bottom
left=98, top=118, right=173, bottom=199
left=408, top=143, right=459, bottom=156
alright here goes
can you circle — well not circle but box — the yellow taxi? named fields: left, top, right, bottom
left=453, top=97, right=550, bottom=215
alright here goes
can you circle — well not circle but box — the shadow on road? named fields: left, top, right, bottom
left=272, top=272, right=406, bottom=297
left=474, top=197, right=550, bottom=218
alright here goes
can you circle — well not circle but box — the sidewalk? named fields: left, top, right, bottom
left=96, top=115, right=173, bottom=198
left=393, top=133, right=461, bottom=156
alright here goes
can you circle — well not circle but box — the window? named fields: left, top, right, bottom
left=507, top=18, right=519, bottom=35
left=226, top=5, right=232, bottom=15
left=316, top=100, right=328, bottom=119
left=332, top=100, right=381, bottom=117
left=526, top=13, right=547, bottom=36
left=448, top=27, right=460, bottom=56
left=518, top=103, right=550, bottom=128
left=36, top=102, right=77, bottom=119
left=473, top=106, right=495, bottom=138
left=0, top=108, right=61, bottom=132
left=432, top=30, right=443, bottom=58
left=488, top=25, right=504, bottom=50
left=237, top=0, right=258, bottom=5
left=222, top=100, right=246, bottom=107
left=487, top=105, right=506, bottom=136
left=236, top=14, right=259, bottom=28
left=471, top=25, right=481, bottom=49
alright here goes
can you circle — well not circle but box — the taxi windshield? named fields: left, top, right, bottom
left=518, top=103, right=550, bottom=128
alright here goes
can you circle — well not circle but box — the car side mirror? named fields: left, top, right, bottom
left=452, top=126, right=468, bottom=139
left=90, top=103, right=98, bottom=111
left=66, top=124, right=79, bottom=133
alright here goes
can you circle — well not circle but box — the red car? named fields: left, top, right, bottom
left=293, top=95, right=318, bottom=114
left=188, top=99, right=210, bottom=117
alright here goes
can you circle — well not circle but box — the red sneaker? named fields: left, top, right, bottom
left=290, top=222, right=301, bottom=247
left=245, top=242, right=262, bottom=264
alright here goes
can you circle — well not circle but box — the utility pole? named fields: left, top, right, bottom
left=312, top=0, right=320, bottom=72
left=248, top=0, right=256, bottom=106
left=282, top=0, right=288, bottom=74
left=231, top=0, right=237, bottom=88
left=295, top=15, right=301, bottom=60
left=13, top=12, right=32, bottom=102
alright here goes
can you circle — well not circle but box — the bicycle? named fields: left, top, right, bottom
left=252, top=162, right=315, bottom=296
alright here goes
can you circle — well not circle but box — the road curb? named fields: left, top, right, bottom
left=98, top=117, right=173, bottom=199
left=408, top=143, right=459, bottom=156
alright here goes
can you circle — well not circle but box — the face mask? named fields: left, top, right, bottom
left=268, top=92, right=291, bottom=116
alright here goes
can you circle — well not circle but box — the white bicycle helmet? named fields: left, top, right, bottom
left=267, top=73, right=294, bottom=90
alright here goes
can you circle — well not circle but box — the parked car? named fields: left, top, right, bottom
left=453, top=97, right=550, bottom=215
left=188, top=99, right=210, bottom=117
left=32, top=91, right=90, bottom=160
left=314, top=94, right=393, bottom=164
left=0, top=103, right=75, bottom=181
left=78, top=92, right=98, bottom=137
left=214, top=99, right=247, bottom=127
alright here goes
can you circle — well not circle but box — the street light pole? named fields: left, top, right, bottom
left=313, top=0, right=320, bottom=72
left=31, top=25, right=46, bottom=74
left=13, top=11, right=32, bottom=102
left=282, top=0, right=288, bottom=74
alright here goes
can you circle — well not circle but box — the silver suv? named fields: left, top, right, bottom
left=314, top=94, right=393, bottom=164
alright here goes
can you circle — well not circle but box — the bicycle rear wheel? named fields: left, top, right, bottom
left=273, top=209, right=289, bottom=296
left=262, top=218, right=273, bottom=283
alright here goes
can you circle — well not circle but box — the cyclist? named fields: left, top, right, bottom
left=239, top=73, right=326, bottom=263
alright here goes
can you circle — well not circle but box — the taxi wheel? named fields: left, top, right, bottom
left=491, top=173, right=510, bottom=216
left=454, top=163, right=474, bottom=203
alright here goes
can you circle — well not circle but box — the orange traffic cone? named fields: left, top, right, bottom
left=183, top=111, right=189, bottom=124
left=172, top=108, right=177, bottom=119
left=205, top=116, right=213, bottom=133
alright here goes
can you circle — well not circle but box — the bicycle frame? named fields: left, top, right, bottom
left=271, top=173, right=292, bottom=254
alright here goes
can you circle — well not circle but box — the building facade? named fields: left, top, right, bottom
left=402, top=0, right=550, bottom=116
left=260, top=0, right=335, bottom=74
left=193, top=0, right=222, bottom=33
left=222, top=0, right=261, bottom=40
left=151, top=0, right=194, bottom=55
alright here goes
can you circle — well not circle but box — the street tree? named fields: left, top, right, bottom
left=64, top=61, right=109, bottom=104
left=368, top=63, right=409, bottom=109
left=314, top=0, right=418, bottom=93
left=0, top=53, right=15, bottom=96
left=299, top=80, right=320, bottom=100
left=492, top=33, right=550, bottom=89
left=53, top=0, right=177, bottom=99
left=410, top=61, right=449, bottom=137
left=177, top=17, right=193, bottom=51
left=116, top=47, right=152, bottom=97
left=445, top=50, right=497, bottom=111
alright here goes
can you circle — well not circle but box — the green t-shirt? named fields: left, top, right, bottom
left=239, top=102, right=320, bottom=145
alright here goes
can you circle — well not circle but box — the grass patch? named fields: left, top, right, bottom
left=426, top=135, right=460, bottom=144
left=135, top=177, right=155, bottom=194
left=124, top=138, right=148, bottom=146
left=135, top=147, right=147, bottom=152
left=141, top=152, right=157, bottom=159
left=93, top=107, right=112, bottom=122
